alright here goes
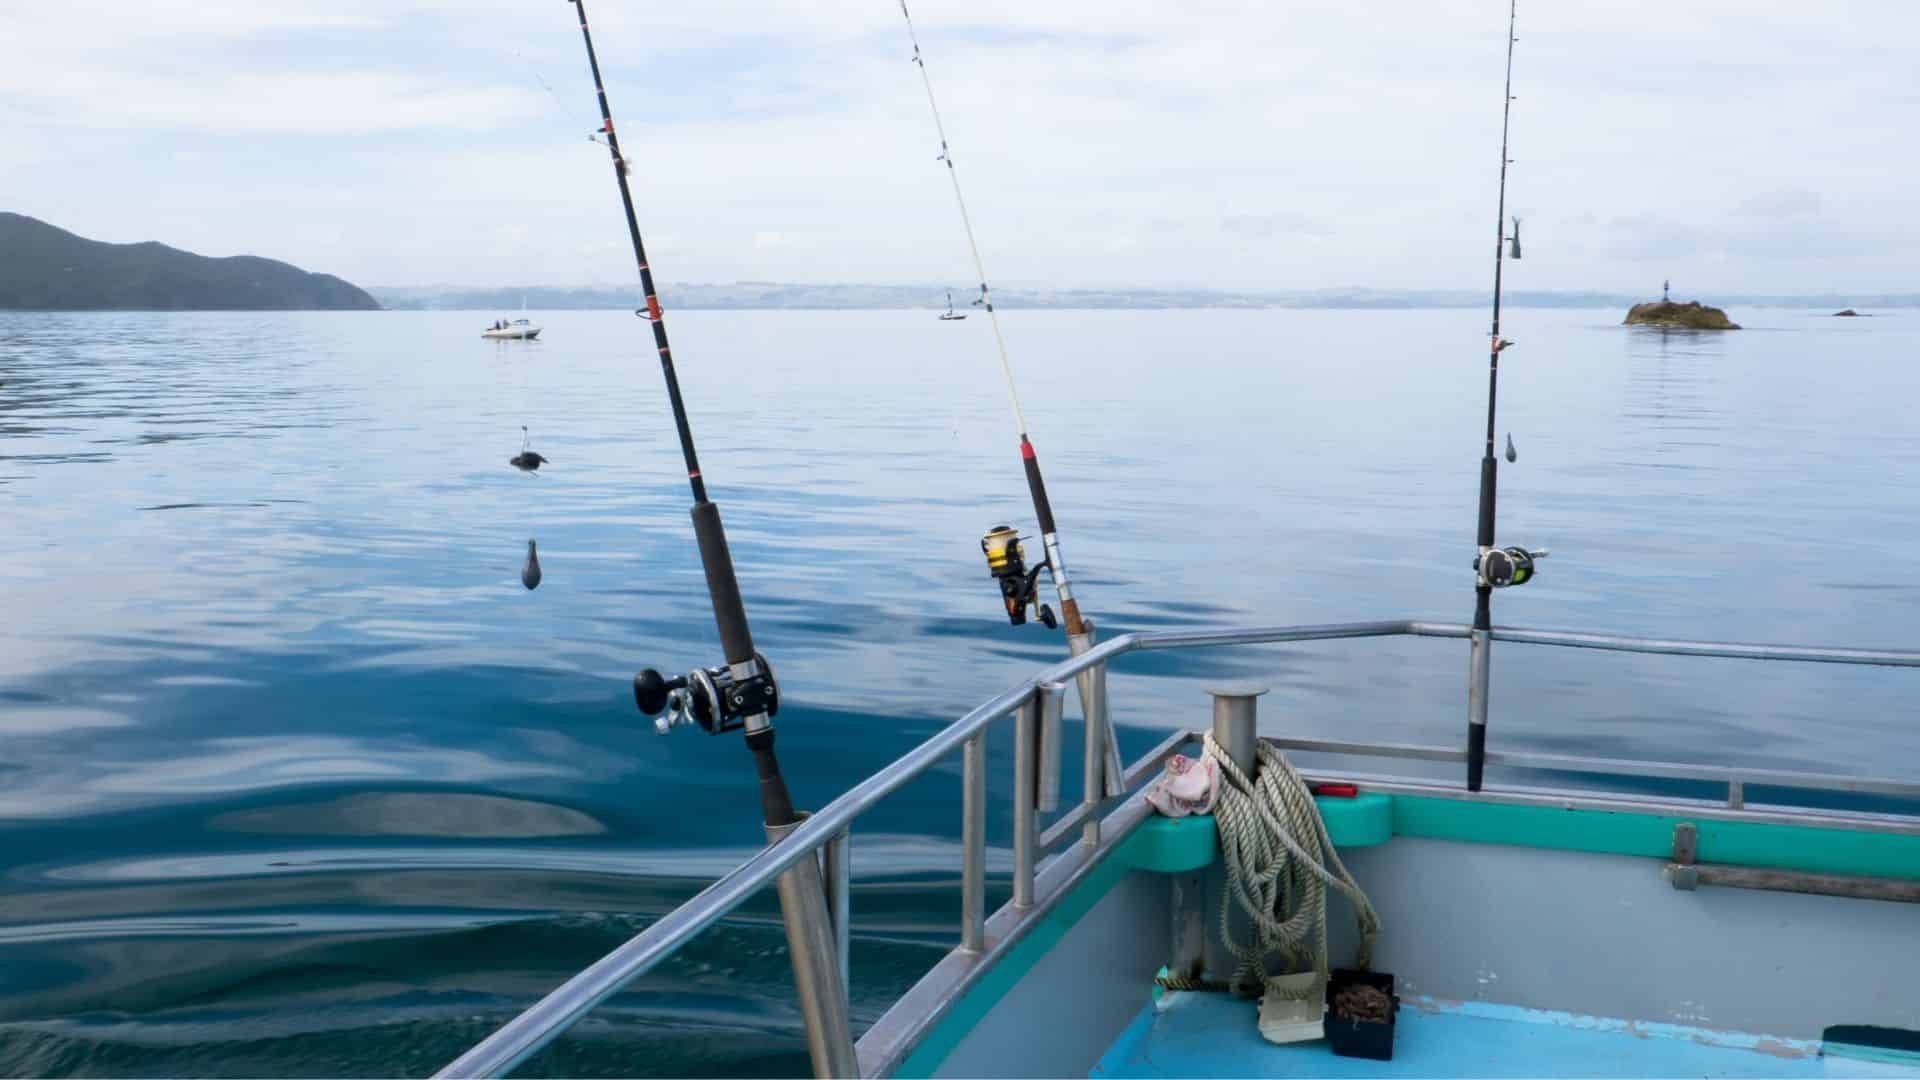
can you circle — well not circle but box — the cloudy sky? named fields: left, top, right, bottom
left=3, top=1, right=1913, bottom=293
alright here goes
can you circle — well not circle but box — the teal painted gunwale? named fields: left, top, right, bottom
left=1391, top=795, right=1920, bottom=881
left=888, top=792, right=1920, bottom=1077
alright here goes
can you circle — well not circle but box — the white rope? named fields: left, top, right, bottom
left=1204, top=733, right=1381, bottom=999
left=897, top=0, right=1029, bottom=437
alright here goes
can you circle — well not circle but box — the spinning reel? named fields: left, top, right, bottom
left=981, top=525, right=1056, bottom=628
left=634, top=653, right=780, bottom=736
left=1477, top=546, right=1549, bottom=588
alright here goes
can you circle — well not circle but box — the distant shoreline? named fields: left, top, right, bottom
left=5, top=301, right=1907, bottom=314
left=365, top=284, right=1920, bottom=313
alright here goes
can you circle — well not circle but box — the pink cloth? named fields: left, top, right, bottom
left=1145, top=753, right=1220, bottom=817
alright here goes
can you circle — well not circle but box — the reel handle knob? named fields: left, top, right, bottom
left=633, top=668, right=687, bottom=717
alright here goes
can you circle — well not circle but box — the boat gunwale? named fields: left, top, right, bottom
left=883, top=768, right=1920, bottom=1077
left=437, top=616, right=1920, bottom=1078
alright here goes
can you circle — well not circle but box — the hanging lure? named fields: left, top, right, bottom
left=1509, top=216, right=1523, bottom=260
left=1505, top=433, right=1518, bottom=463
left=896, top=0, right=1124, bottom=797
left=510, top=426, right=548, bottom=472
left=511, top=426, right=547, bottom=589
left=521, top=539, right=543, bottom=590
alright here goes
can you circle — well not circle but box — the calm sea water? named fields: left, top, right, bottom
left=2, top=307, right=1918, bottom=1076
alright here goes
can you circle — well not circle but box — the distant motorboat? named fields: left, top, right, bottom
left=483, top=318, right=541, bottom=340
left=939, top=291, right=967, bottom=321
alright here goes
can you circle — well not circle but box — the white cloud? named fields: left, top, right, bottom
left=5, top=0, right=1917, bottom=291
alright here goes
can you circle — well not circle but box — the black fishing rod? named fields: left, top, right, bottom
left=560, top=3, right=855, bottom=1072
left=897, top=1, right=1123, bottom=796
left=1467, top=0, right=1546, bottom=793
left=564, top=0, right=784, bottom=815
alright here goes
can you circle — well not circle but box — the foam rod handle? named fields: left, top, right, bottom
left=691, top=501, right=756, bottom=665
left=748, top=729, right=798, bottom=827
left=1467, top=723, right=1486, bottom=792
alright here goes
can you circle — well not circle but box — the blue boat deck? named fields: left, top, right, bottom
left=1092, top=991, right=1920, bottom=1078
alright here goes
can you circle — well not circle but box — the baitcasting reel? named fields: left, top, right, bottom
left=1477, top=546, right=1549, bottom=588
left=634, top=653, right=779, bottom=736
left=981, top=525, right=1056, bottom=629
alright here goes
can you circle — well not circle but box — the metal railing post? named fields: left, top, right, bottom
left=961, top=733, right=987, bottom=951
left=766, top=814, right=859, bottom=1078
left=822, top=828, right=851, bottom=997
left=1013, top=686, right=1054, bottom=908
left=1038, top=672, right=1064, bottom=814
left=1208, top=683, right=1266, bottom=777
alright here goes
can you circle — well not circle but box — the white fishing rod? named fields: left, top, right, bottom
left=897, top=0, right=1122, bottom=797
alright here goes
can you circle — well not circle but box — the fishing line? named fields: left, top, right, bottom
left=896, top=0, right=1123, bottom=796
left=507, top=46, right=575, bottom=120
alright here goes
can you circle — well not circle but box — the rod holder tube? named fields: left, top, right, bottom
left=822, top=828, right=851, bottom=997
left=1013, top=691, right=1040, bottom=908
left=960, top=733, right=987, bottom=951
left=1208, top=683, right=1267, bottom=778
left=1036, top=679, right=1064, bottom=814
left=1070, top=622, right=1126, bottom=800
left=766, top=815, right=859, bottom=1079
left=1468, top=628, right=1491, bottom=792
left=1080, top=663, right=1106, bottom=847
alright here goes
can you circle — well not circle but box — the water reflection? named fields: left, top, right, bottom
left=4, top=308, right=1920, bottom=1075
left=1620, top=324, right=1725, bottom=466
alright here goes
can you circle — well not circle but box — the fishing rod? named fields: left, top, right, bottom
left=559, top=2, right=855, bottom=1073
left=897, top=0, right=1123, bottom=798
left=1467, top=0, right=1547, bottom=793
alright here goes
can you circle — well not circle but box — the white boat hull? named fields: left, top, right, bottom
left=482, top=327, right=541, bottom=340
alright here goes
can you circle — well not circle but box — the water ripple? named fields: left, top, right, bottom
left=4, top=308, right=1920, bottom=1075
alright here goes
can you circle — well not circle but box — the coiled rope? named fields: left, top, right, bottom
left=1156, top=734, right=1380, bottom=999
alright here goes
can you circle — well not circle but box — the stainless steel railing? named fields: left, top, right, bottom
left=438, top=618, right=1920, bottom=1078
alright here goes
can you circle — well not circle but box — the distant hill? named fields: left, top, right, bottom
left=0, top=213, right=380, bottom=311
